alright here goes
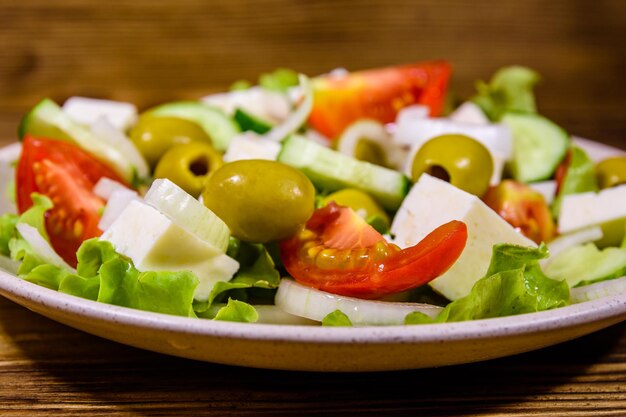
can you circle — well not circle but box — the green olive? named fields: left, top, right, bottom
left=154, top=142, right=223, bottom=197
left=411, top=134, right=493, bottom=196
left=354, top=140, right=389, bottom=167
left=322, top=188, right=390, bottom=227
left=596, top=157, right=626, bottom=189
left=202, top=160, right=315, bottom=243
left=129, top=115, right=212, bottom=167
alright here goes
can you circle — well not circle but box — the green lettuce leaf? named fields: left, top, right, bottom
left=213, top=298, right=258, bottom=323
left=100, top=261, right=198, bottom=317
left=322, top=310, right=353, bottom=327
left=551, top=146, right=598, bottom=217
left=0, top=213, right=18, bottom=256
left=259, top=68, right=299, bottom=92
left=472, top=66, right=540, bottom=121
left=15, top=193, right=52, bottom=240
left=59, top=274, right=101, bottom=300
left=404, top=311, right=434, bottom=325
left=7, top=194, right=62, bottom=275
left=230, top=80, right=253, bottom=91
left=77, top=240, right=199, bottom=317
left=18, top=238, right=200, bottom=318
left=408, top=244, right=570, bottom=324
left=545, top=243, right=626, bottom=287
left=23, top=264, right=73, bottom=291
left=194, top=239, right=280, bottom=312
left=195, top=242, right=280, bottom=315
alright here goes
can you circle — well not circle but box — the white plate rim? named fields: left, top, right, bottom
left=0, top=137, right=625, bottom=349
left=1, top=266, right=626, bottom=345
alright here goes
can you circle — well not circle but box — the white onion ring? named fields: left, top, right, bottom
left=275, top=279, right=442, bottom=326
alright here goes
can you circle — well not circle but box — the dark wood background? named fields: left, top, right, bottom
left=0, top=0, right=624, bottom=147
left=0, top=1, right=625, bottom=415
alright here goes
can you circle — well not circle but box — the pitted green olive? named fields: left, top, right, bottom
left=411, top=134, right=494, bottom=196
left=154, top=142, right=223, bottom=197
left=202, top=160, right=315, bottom=243
left=596, top=157, right=626, bottom=189
left=129, top=115, right=212, bottom=167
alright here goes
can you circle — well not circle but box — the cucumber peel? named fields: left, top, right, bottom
left=234, top=108, right=272, bottom=134
left=147, top=101, right=240, bottom=151
left=18, top=98, right=136, bottom=182
left=502, top=112, right=570, bottom=183
left=278, top=135, right=409, bottom=211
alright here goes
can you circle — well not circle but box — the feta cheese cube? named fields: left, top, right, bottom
left=101, top=200, right=239, bottom=301
left=62, top=97, right=137, bottom=131
left=391, top=174, right=535, bottom=300
left=558, top=184, right=626, bottom=247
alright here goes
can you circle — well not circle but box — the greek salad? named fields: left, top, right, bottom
left=1, top=61, right=626, bottom=326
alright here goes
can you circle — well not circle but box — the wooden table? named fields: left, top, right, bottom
left=1, top=1, right=625, bottom=415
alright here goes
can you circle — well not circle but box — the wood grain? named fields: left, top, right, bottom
left=0, top=0, right=624, bottom=147
left=1, top=296, right=625, bottom=416
left=0, top=1, right=625, bottom=415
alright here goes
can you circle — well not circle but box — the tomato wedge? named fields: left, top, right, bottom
left=308, top=60, right=452, bottom=139
left=280, top=202, right=467, bottom=298
left=16, top=135, right=128, bottom=266
left=482, top=180, right=556, bottom=244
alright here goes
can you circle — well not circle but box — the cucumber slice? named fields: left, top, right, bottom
left=233, top=108, right=273, bottom=134
left=144, top=178, right=230, bottom=252
left=278, top=135, right=410, bottom=211
left=147, top=101, right=240, bottom=152
left=18, top=98, right=136, bottom=182
left=502, top=112, right=569, bottom=183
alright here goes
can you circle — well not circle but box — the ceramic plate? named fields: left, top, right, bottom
left=1, top=138, right=625, bottom=372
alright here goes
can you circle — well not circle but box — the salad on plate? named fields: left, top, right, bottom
left=1, top=61, right=625, bottom=327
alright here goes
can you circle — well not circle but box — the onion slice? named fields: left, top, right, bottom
left=337, top=119, right=406, bottom=169
left=275, top=279, right=442, bottom=326
left=263, top=74, right=313, bottom=142
left=570, top=276, right=626, bottom=303
left=90, top=117, right=150, bottom=180
left=15, top=223, right=75, bottom=272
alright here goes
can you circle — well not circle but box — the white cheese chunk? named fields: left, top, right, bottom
left=62, top=97, right=138, bottom=131
left=98, top=188, right=141, bottom=232
left=223, top=132, right=282, bottom=162
left=101, top=200, right=239, bottom=301
left=93, top=177, right=134, bottom=201
left=201, top=87, right=290, bottom=124
left=448, top=102, right=489, bottom=125
left=393, top=117, right=513, bottom=160
left=558, top=184, right=626, bottom=247
left=529, top=180, right=557, bottom=205
left=391, top=174, right=535, bottom=300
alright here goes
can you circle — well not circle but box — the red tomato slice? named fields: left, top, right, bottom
left=482, top=180, right=556, bottom=244
left=308, top=60, right=452, bottom=139
left=16, top=135, right=128, bottom=266
left=554, top=149, right=572, bottom=196
left=280, top=202, right=467, bottom=298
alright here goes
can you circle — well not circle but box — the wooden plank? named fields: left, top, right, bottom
left=0, top=1, right=625, bottom=415
left=0, top=0, right=624, bottom=146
